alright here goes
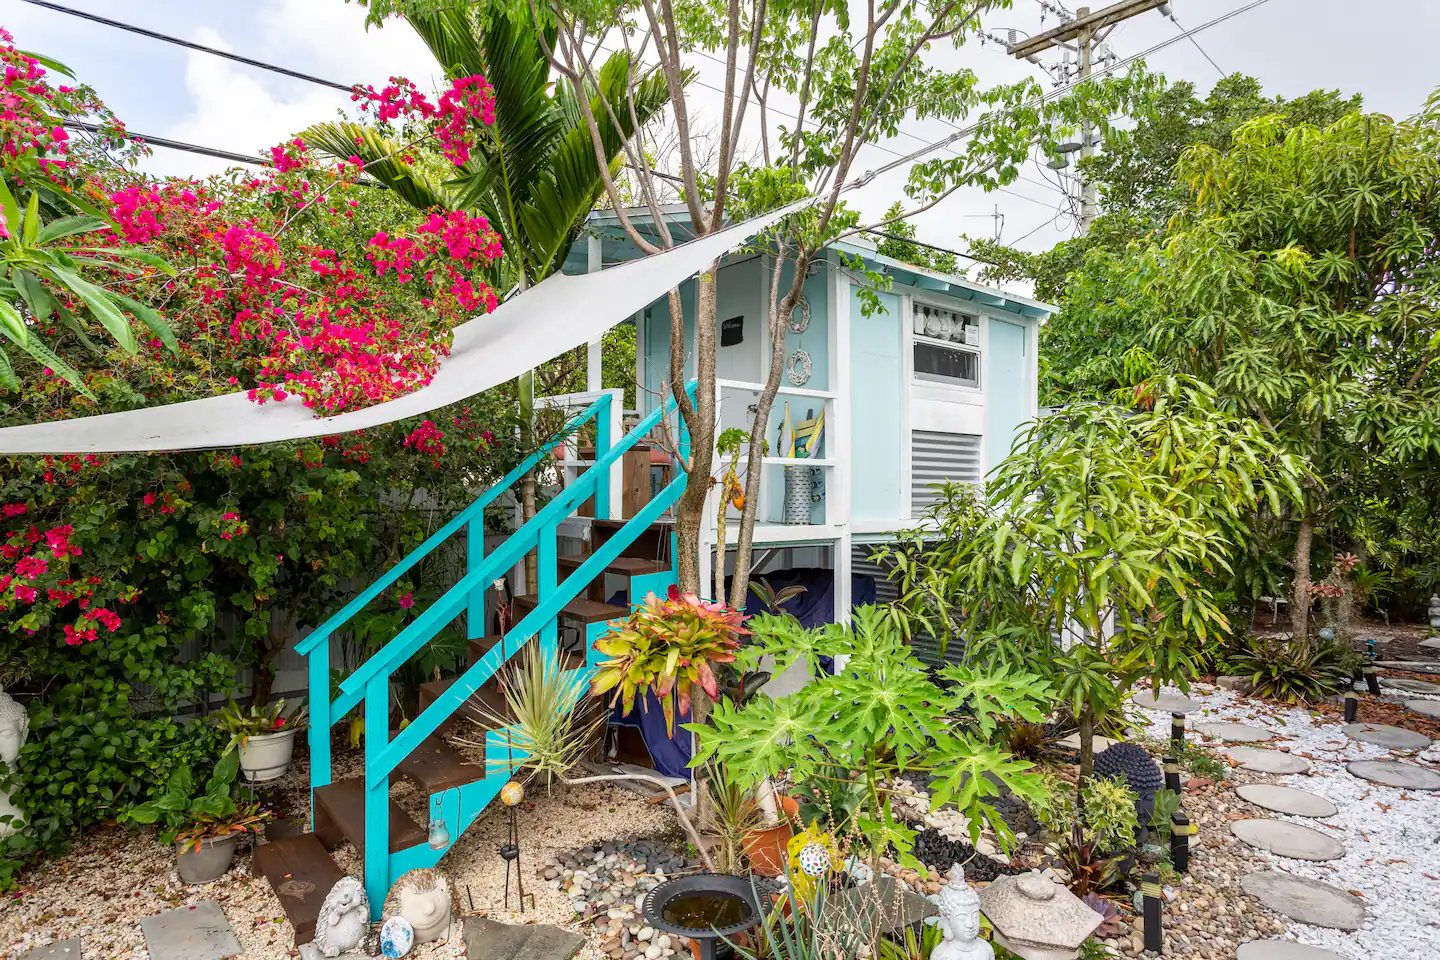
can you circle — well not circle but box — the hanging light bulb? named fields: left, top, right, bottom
left=428, top=794, right=451, bottom=850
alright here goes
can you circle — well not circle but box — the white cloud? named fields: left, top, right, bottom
left=147, top=0, right=441, bottom=179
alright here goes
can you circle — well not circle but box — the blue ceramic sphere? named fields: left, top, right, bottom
left=379, top=915, right=415, bottom=958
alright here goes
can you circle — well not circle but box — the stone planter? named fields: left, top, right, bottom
left=239, top=728, right=297, bottom=782
left=175, top=832, right=240, bottom=884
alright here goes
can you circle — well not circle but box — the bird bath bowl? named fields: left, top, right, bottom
left=642, top=874, right=761, bottom=960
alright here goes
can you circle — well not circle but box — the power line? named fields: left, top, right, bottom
left=63, top=121, right=272, bottom=167
left=18, top=0, right=357, bottom=93
left=1167, top=14, right=1226, bottom=76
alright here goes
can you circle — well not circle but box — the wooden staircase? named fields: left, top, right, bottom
left=257, top=388, right=690, bottom=946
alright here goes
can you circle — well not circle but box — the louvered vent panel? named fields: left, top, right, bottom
left=910, top=430, right=982, bottom=515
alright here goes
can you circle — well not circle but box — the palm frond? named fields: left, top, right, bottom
left=302, top=121, right=451, bottom=211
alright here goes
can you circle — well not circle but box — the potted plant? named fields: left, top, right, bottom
left=217, top=698, right=307, bottom=782
left=120, top=751, right=273, bottom=883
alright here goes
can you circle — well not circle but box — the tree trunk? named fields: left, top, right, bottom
left=671, top=270, right=719, bottom=595
left=728, top=256, right=804, bottom=611
left=1077, top=706, right=1096, bottom=783
left=1291, top=511, right=1315, bottom=642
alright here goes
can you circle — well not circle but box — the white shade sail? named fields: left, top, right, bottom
left=0, top=200, right=810, bottom=454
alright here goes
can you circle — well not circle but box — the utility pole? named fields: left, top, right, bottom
left=1008, top=0, right=1172, bottom=233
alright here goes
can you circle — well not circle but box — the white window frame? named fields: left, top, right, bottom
left=907, top=294, right=985, bottom=396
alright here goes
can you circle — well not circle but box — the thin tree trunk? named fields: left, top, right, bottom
left=1291, top=511, right=1315, bottom=642
left=1077, top=706, right=1096, bottom=783
left=672, top=268, right=719, bottom=595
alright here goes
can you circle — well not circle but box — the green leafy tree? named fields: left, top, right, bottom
left=879, top=378, right=1303, bottom=779
left=969, top=75, right=1363, bottom=308
left=1033, top=100, right=1440, bottom=637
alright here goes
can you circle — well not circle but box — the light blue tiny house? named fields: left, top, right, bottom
left=563, top=204, right=1055, bottom=628
left=273, top=204, right=1055, bottom=931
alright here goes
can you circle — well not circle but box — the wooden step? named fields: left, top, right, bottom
left=395, top=733, right=487, bottom=794
left=418, top=675, right=515, bottom=735
left=590, top=517, right=672, bottom=562
left=513, top=594, right=627, bottom=624
left=313, top=778, right=427, bottom=856
left=556, top=554, right=671, bottom=579
left=253, top=832, right=345, bottom=947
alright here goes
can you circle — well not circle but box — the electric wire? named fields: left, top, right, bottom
left=18, top=0, right=358, bottom=93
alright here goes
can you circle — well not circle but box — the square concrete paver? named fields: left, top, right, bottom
left=20, top=939, right=82, bottom=960
left=140, top=901, right=241, bottom=960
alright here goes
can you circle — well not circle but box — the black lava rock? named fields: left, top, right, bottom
left=1092, top=742, right=1163, bottom=795
left=911, top=828, right=1027, bottom=882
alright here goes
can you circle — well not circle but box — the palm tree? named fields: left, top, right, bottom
left=307, top=2, right=672, bottom=587
left=306, top=3, right=671, bottom=286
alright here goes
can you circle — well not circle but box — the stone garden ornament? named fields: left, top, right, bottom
left=384, top=867, right=453, bottom=945
left=313, top=876, right=370, bottom=958
left=933, top=865, right=993, bottom=960
left=979, top=869, right=1102, bottom=960
left=0, top=685, right=28, bottom=839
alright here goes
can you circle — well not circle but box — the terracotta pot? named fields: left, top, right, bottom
left=741, top=794, right=799, bottom=877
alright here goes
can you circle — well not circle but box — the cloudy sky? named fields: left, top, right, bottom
left=7, top=0, right=1440, bottom=268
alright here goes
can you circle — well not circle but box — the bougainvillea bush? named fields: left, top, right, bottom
left=0, top=27, right=522, bottom=884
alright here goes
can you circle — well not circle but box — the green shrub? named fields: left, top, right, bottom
left=1229, top=635, right=1361, bottom=703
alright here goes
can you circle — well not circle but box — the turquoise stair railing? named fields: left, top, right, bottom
left=296, top=384, right=694, bottom=915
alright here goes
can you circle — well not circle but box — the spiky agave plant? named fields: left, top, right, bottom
left=462, top=643, right=603, bottom=785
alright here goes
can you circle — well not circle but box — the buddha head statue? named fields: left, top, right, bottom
left=0, top=687, right=28, bottom=766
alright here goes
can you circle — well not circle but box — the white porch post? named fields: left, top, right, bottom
left=830, top=258, right=853, bottom=626
left=587, top=234, right=604, bottom=391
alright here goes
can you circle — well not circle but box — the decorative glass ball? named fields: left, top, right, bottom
left=379, top=916, right=415, bottom=958
left=796, top=841, right=831, bottom=877
left=1318, top=627, right=1335, bottom=642
left=500, top=780, right=525, bottom=806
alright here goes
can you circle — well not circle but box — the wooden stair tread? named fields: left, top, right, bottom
left=591, top=517, right=673, bottom=531
left=418, top=676, right=510, bottom=730
left=513, top=594, right=627, bottom=623
left=253, top=833, right=344, bottom=947
left=557, top=555, right=670, bottom=578
left=314, top=778, right=427, bottom=855
left=395, top=734, right=487, bottom=794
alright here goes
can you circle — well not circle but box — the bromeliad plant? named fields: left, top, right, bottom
left=692, top=606, right=1054, bottom=869
left=591, top=585, right=748, bottom=735
left=215, top=698, right=308, bottom=751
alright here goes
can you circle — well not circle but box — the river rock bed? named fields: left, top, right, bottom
left=539, top=838, right=703, bottom=960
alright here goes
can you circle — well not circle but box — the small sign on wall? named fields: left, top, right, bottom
left=964, top=323, right=979, bottom=346
left=720, top=315, right=744, bottom=347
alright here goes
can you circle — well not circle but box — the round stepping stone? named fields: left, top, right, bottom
left=1407, top=699, right=1440, bottom=719
left=1235, top=784, right=1338, bottom=818
left=1131, top=689, right=1199, bottom=713
left=1346, top=759, right=1440, bottom=790
left=1341, top=722, right=1431, bottom=749
left=1225, top=746, right=1310, bottom=774
left=1230, top=819, right=1345, bottom=861
left=1376, top=660, right=1440, bottom=675
left=1236, top=941, right=1345, bottom=959
left=1195, top=721, right=1274, bottom=743
left=1239, top=871, right=1365, bottom=930
left=1380, top=676, right=1440, bottom=694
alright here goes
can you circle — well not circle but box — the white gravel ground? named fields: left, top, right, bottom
left=1134, top=683, right=1440, bottom=960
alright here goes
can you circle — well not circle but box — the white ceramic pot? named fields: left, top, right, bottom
left=239, top=728, right=296, bottom=782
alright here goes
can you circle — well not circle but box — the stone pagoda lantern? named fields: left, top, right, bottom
left=978, top=869, right=1102, bottom=960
